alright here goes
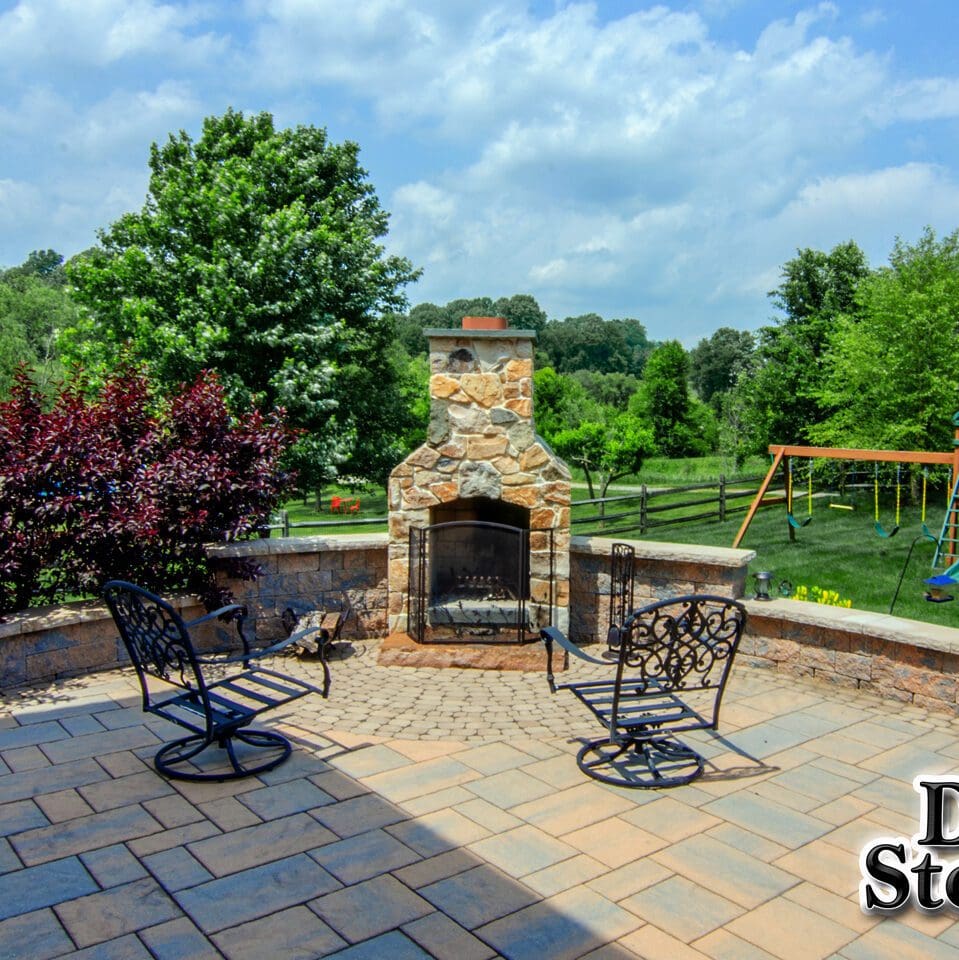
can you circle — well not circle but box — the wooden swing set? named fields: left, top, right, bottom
left=733, top=441, right=959, bottom=558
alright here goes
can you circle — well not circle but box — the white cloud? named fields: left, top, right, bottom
left=2, top=1, right=959, bottom=343
left=0, top=0, right=223, bottom=71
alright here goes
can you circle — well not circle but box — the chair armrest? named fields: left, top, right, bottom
left=540, top=626, right=611, bottom=694
left=184, top=604, right=245, bottom=628
left=195, top=623, right=324, bottom=666
left=540, top=627, right=610, bottom=666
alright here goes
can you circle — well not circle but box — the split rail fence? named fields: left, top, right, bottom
left=265, top=475, right=769, bottom=539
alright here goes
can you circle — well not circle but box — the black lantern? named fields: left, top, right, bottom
left=753, top=570, right=774, bottom=601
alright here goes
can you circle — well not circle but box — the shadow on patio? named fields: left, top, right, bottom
left=1, top=641, right=958, bottom=959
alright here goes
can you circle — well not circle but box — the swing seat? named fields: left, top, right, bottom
left=787, top=513, right=811, bottom=529
left=874, top=521, right=899, bottom=539
left=921, top=523, right=939, bottom=544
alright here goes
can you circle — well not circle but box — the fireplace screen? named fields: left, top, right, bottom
left=408, top=521, right=553, bottom=644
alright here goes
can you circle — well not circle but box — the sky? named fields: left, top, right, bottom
left=1, top=0, right=958, bottom=345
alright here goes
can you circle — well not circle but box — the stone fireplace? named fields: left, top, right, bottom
left=388, top=319, right=571, bottom=642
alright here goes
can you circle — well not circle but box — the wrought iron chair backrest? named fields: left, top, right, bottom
left=613, top=594, right=746, bottom=728
left=103, top=581, right=208, bottom=714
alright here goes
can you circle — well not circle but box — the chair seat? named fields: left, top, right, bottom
left=563, top=676, right=710, bottom=740
left=150, top=667, right=318, bottom=736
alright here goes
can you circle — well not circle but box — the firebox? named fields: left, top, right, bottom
left=388, top=319, right=571, bottom=643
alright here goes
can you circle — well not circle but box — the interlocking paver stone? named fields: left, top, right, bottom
left=54, top=876, right=181, bottom=948
left=702, top=791, right=833, bottom=848
left=332, top=744, right=412, bottom=779
left=310, top=791, right=409, bottom=838
left=237, top=778, right=334, bottom=819
left=0, top=757, right=109, bottom=804
left=726, top=897, right=857, bottom=960
left=39, top=724, right=160, bottom=763
left=0, top=838, right=20, bottom=875
left=653, top=834, right=798, bottom=909
left=622, top=874, right=743, bottom=941
left=139, top=917, right=223, bottom=960
left=420, top=863, right=539, bottom=929
left=11, top=804, right=163, bottom=865
left=143, top=846, right=214, bottom=891
left=402, top=910, right=497, bottom=960
left=211, top=905, right=346, bottom=960
left=362, top=756, right=481, bottom=803
left=0, top=857, right=98, bottom=920
left=77, top=770, right=174, bottom=811
left=0, top=720, right=69, bottom=750
left=80, top=842, right=149, bottom=887
left=463, top=767, right=555, bottom=808
left=323, top=929, right=433, bottom=959
left=309, top=873, right=432, bottom=943
left=477, top=887, right=641, bottom=960
left=177, top=853, right=341, bottom=933
left=310, top=828, right=421, bottom=885
left=388, top=807, right=490, bottom=856
left=470, top=823, right=579, bottom=877
left=187, top=811, right=335, bottom=876
left=0, top=908, right=73, bottom=960
left=0, top=798, right=49, bottom=834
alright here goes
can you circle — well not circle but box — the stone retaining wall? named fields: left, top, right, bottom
left=5, top=534, right=959, bottom=718
left=568, top=537, right=755, bottom=644
left=741, top=597, right=959, bottom=715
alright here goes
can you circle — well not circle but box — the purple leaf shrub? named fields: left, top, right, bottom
left=0, top=367, right=294, bottom=616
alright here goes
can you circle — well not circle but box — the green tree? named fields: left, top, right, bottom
left=737, top=240, right=870, bottom=447
left=532, top=366, right=598, bottom=440
left=493, top=294, right=548, bottom=334
left=632, top=340, right=704, bottom=456
left=552, top=412, right=655, bottom=500
left=570, top=370, right=640, bottom=410
left=810, top=227, right=959, bottom=451
left=64, top=109, right=420, bottom=492
left=689, top=327, right=754, bottom=412
left=0, top=250, right=75, bottom=396
left=538, top=315, right=650, bottom=375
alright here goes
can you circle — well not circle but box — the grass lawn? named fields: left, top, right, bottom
left=636, top=488, right=957, bottom=627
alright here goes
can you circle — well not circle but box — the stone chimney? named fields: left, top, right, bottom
left=387, top=318, right=571, bottom=639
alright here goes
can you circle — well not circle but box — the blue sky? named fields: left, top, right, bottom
left=1, top=1, right=958, bottom=344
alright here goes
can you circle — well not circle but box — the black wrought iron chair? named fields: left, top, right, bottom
left=542, top=594, right=747, bottom=788
left=103, top=580, right=329, bottom=782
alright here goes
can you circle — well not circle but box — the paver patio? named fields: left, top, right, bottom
left=2, top=637, right=958, bottom=959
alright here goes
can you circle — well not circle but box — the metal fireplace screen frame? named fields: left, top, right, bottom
left=408, top=521, right=553, bottom=644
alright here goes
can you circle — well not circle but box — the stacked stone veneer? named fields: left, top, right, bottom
left=387, top=328, right=572, bottom=636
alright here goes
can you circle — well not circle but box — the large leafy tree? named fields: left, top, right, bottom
left=734, top=241, right=870, bottom=447
left=810, top=228, right=959, bottom=451
left=631, top=340, right=712, bottom=457
left=552, top=413, right=655, bottom=500
left=689, top=327, right=754, bottom=412
left=64, top=109, right=420, bottom=490
left=0, top=250, right=75, bottom=396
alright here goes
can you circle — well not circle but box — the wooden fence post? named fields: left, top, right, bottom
left=640, top=485, right=648, bottom=534
left=719, top=475, right=726, bottom=523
